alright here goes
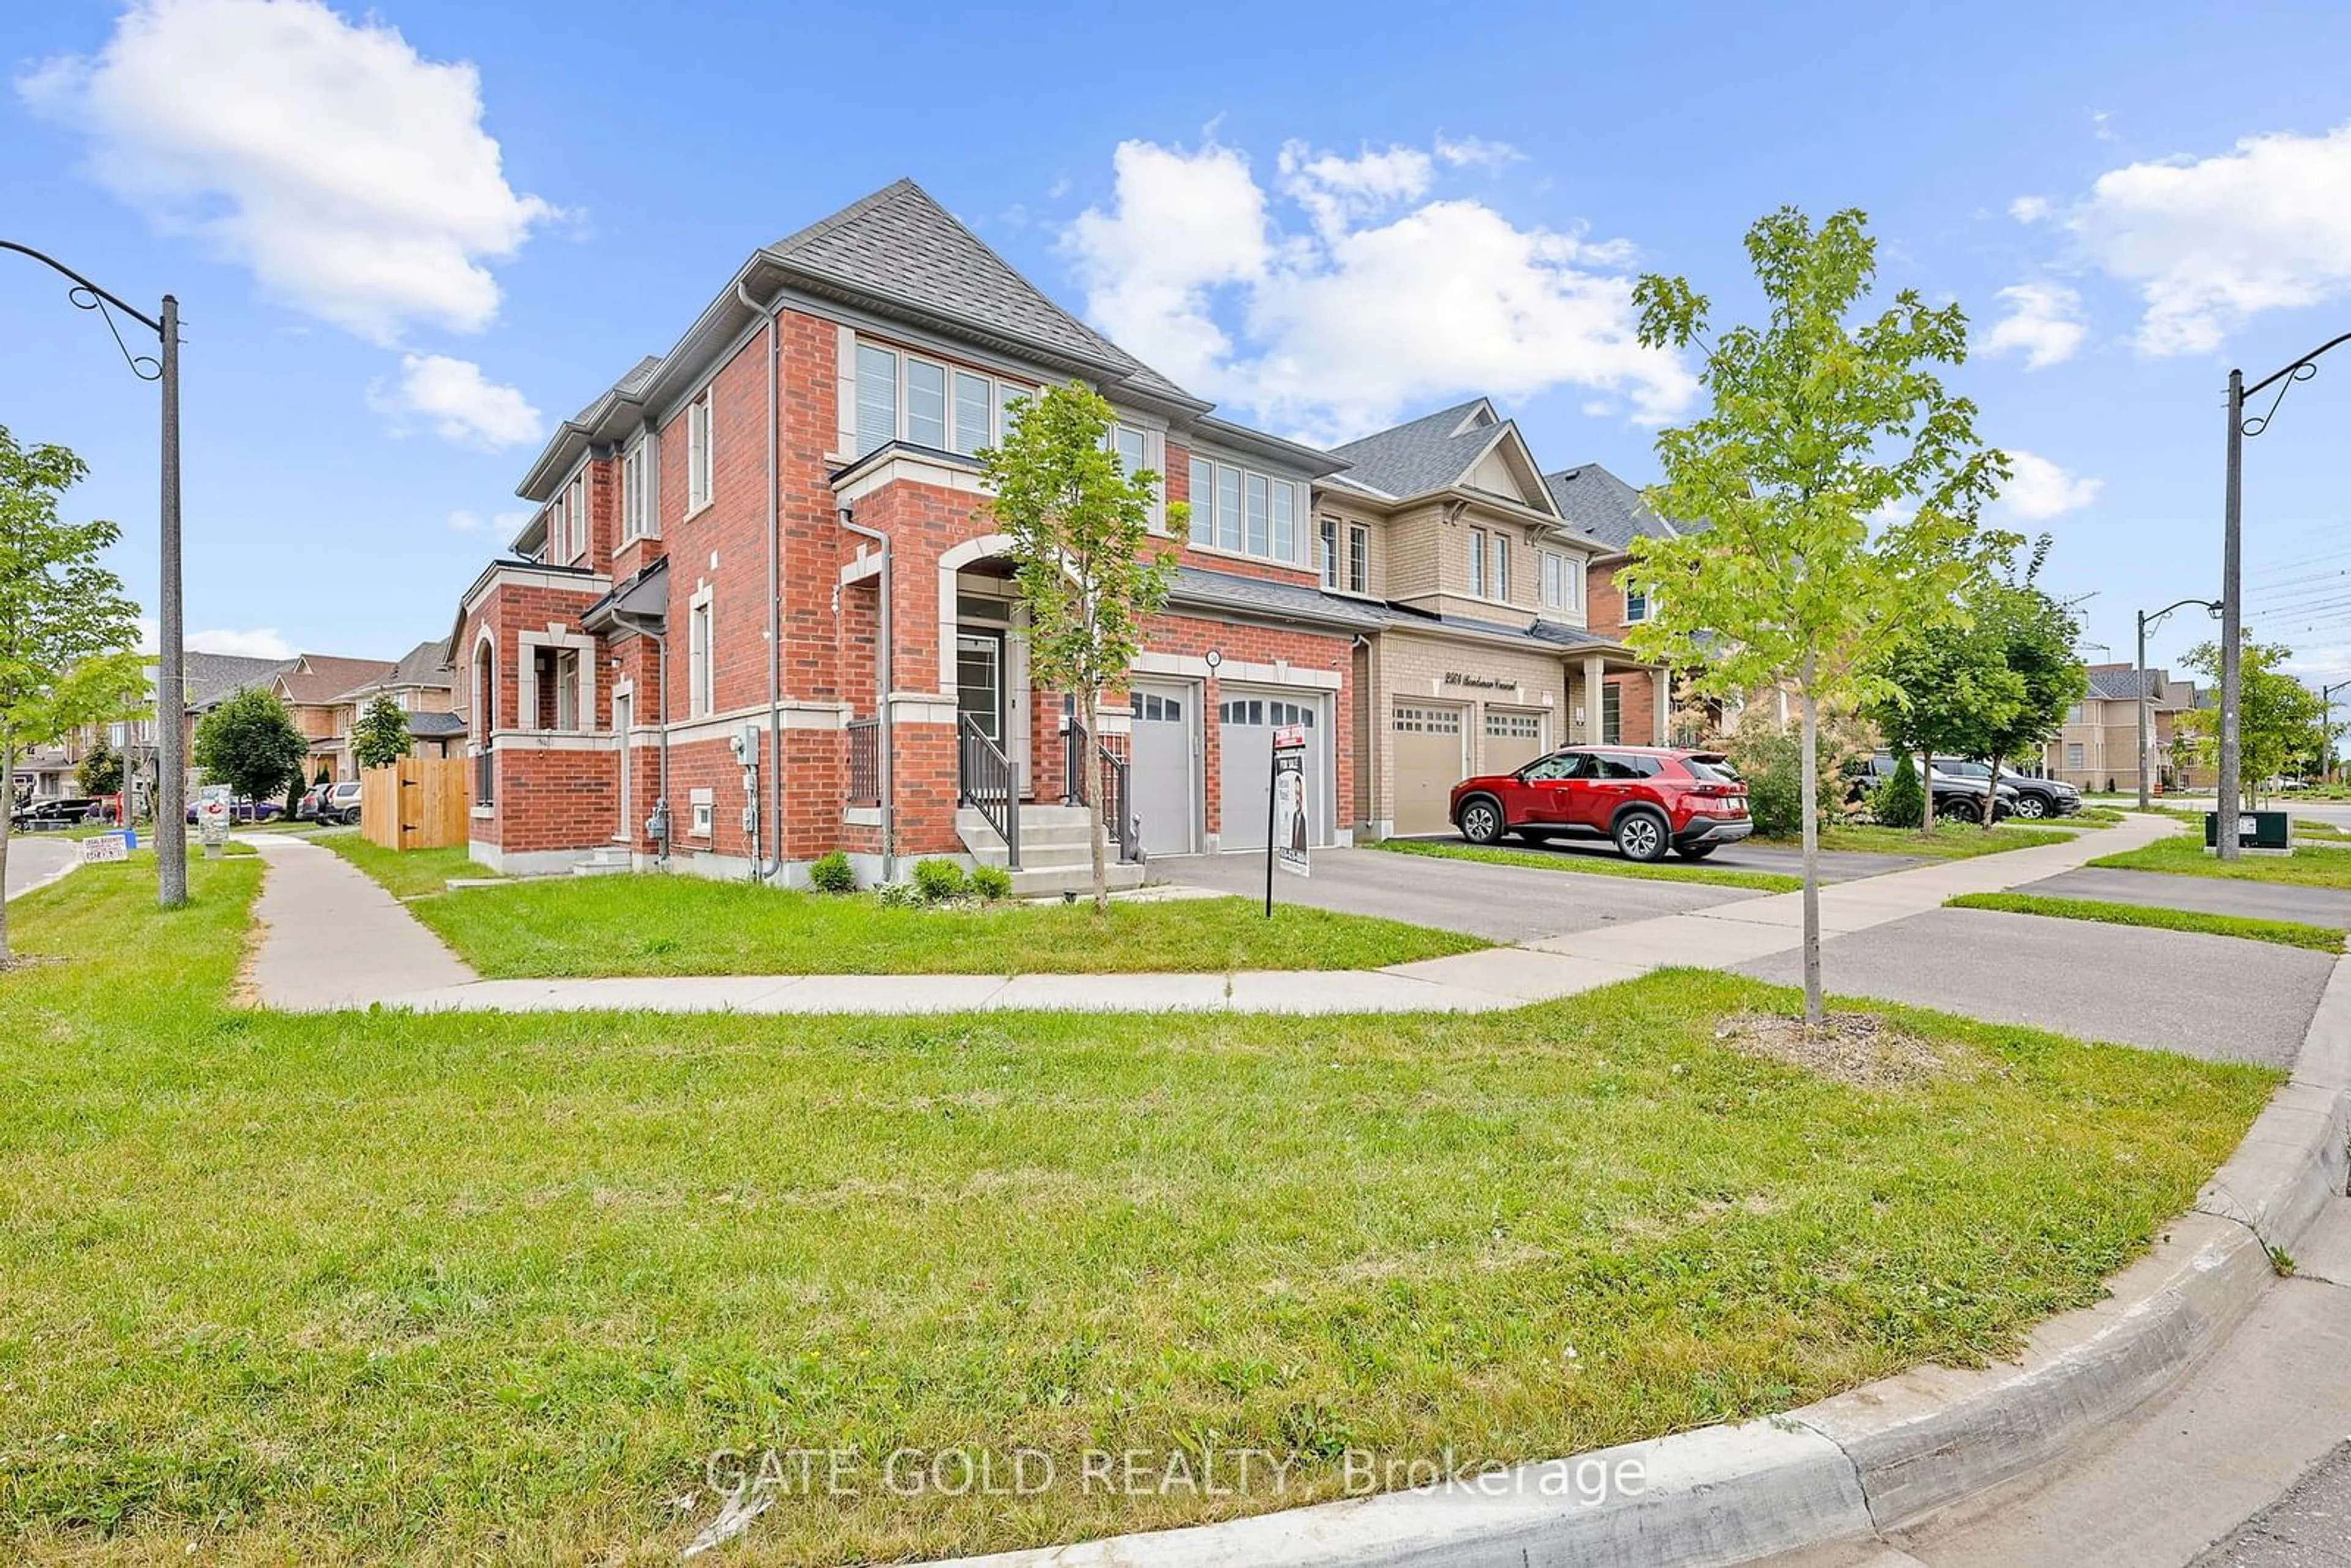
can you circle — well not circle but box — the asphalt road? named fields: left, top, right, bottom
left=2198, top=1442, right=2351, bottom=1566
left=1732, top=905, right=2333, bottom=1064
left=1383, top=832, right=1921, bottom=883
left=1158, top=846, right=1761, bottom=942
left=3, top=835, right=77, bottom=901
left=2020, top=866, right=2351, bottom=927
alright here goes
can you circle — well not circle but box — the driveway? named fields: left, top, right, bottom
left=2020, top=866, right=2351, bottom=927
left=1733, top=906, right=2331, bottom=1065
left=1385, top=833, right=1921, bottom=884
left=4, top=835, right=78, bottom=901
left=1157, top=846, right=1761, bottom=943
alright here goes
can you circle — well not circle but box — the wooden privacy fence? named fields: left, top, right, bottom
left=360, top=757, right=470, bottom=850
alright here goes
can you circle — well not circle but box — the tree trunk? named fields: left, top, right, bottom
left=1798, top=672, right=1823, bottom=1026
left=0, top=740, right=14, bottom=966
left=1983, top=754, right=1999, bottom=830
left=1083, top=686, right=1109, bottom=913
left=1920, top=749, right=1936, bottom=835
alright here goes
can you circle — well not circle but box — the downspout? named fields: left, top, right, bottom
left=737, top=276, right=787, bottom=882
left=839, top=504, right=894, bottom=883
left=640, top=621, right=672, bottom=866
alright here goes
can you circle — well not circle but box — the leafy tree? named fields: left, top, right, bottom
left=1964, top=552, right=2087, bottom=825
left=1622, top=208, right=2014, bottom=1022
left=1725, top=705, right=1855, bottom=838
left=1869, top=620, right=2023, bottom=833
left=351, top=692, right=413, bottom=771
left=77, top=736, right=125, bottom=798
left=0, top=427, right=147, bottom=964
left=193, top=688, right=309, bottom=806
left=2173, top=637, right=2334, bottom=806
left=1872, top=751, right=1925, bottom=829
left=979, top=381, right=1179, bottom=910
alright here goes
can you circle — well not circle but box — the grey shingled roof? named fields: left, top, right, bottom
left=337, top=638, right=453, bottom=699
left=572, top=354, right=662, bottom=424
left=404, top=711, right=468, bottom=739
left=2087, top=666, right=2169, bottom=702
left=181, top=651, right=294, bottom=711
left=1542, top=462, right=1699, bottom=554
left=1167, top=566, right=1389, bottom=632
left=768, top=179, right=1195, bottom=404
left=1325, top=400, right=1506, bottom=500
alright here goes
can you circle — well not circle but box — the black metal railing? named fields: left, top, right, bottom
left=958, top=715, right=1018, bottom=869
left=846, top=718, right=879, bottom=806
left=474, top=743, right=493, bottom=806
left=1063, top=708, right=1141, bottom=865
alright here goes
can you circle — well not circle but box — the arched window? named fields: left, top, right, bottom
left=473, top=636, right=497, bottom=805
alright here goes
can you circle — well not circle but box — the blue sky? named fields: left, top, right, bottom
left=8, top=0, right=2351, bottom=683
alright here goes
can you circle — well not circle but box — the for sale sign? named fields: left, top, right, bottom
left=79, top=833, right=129, bottom=864
left=1272, top=724, right=1309, bottom=880
left=197, top=784, right=232, bottom=850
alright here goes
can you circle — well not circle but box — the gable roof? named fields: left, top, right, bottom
left=1327, top=400, right=1513, bottom=501
left=275, top=655, right=397, bottom=706
left=765, top=179, right=1196, bottom=406
left=1543, top=462, right=1702, bottom=555
left=333, top=639, right=453, bottom=700
left=179, top=651, right=295, bottom=712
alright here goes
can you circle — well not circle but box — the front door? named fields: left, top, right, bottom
left=956, top=632, right=1004, bottom=746
left=613, top=691, right=632, bottom=841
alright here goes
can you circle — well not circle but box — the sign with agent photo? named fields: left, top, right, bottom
left=1271, top=724, right=1308, bottom=880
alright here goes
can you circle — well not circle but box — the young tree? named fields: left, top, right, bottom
left=1966, top=553, right=2087, bottom=825
left=193, top=688, right=309, bottom=807
left=979, top=381, right=1179, bottom=910
left=1622, top=208, right=2014, bottom=1023
left=77, top=736, right=125, bottom=798
left=1869, top=621, right=2023, bottom=833
left=2173, top=637, right=2333, bottom=806
left=351, top=693, right=413, bottom=771
left=0, top=427, right=147, bottom=964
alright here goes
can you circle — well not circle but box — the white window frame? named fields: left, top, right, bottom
left=686, top=392, right=714, bottom=516
left=1105, top=422, right=1166, bottom=530
left=855, top=337, right=1030, bottom=461
left=1491, top=531, right=1510, bottom=601
left=1469, top=528, right=1488, bottom=597
left=952, top=370, right=992, bottom=457
left=1540, top=549, right=1564, bottom=610
left=1188, top=457, right=1301, bottom=565
left=1624, top=585, right=1650, bottom=624
left=622, top=438, right=658, bottom=542
left=1318, top=517, right=1339, bottom=589
left=688, top=588, right=714, bottom=718
left=1347, top=525, right=1370, bottom=595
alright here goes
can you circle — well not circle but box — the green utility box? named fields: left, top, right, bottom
left=2205, top=810, right=2292, bottom=854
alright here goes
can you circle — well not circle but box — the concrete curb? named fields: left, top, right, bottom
left=904, top=955, right=2351, bottom=1568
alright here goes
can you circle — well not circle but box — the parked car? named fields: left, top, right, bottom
left=10, top=797, right=97, bottom=831
left=184, top=796, right=285, bottom=824
left=1847, top=756, right=2015, bottom=823
left=1932, top=758, right=2080, bottom=819
left=295, top=782, right=332, bottom=822
left=321, top=779, right=363, bottom=825
left=1449, top=745, right=1753, bottom=863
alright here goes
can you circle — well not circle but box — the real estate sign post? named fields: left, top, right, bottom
left=1265, top=724, right=1309, bottom=916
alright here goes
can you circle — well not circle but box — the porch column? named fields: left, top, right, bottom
left=1652, top=666, right=1672, bottom=745
left=1583, top=654, right=1605, bottom=743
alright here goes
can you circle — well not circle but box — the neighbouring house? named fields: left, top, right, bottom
left=122, top=649, right=296, bottom=805
left=446, top=178, right=1689, bottom=885
left=329, top=639, right=466, bottom=761
left=263, top=655, right=400, bottom=782
left=10, top=743, right=83, bottom=805
left=1314, top=403, right=1659, bottom=838
left=2041, top=663, right=2209, bottom=793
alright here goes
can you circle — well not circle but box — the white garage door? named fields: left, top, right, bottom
left=1392, top=701, right=1466, bottom=836
left=1129, top=683, right=1196, bottom=857
left=1218, top=689, right=1329, bottom=850
left=1483, top=707, right=1547, bottom=775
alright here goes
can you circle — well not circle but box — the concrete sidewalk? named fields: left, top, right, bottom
left=240, top=813, right=2180, bottom=1016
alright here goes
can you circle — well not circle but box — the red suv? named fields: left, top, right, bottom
left=1447, top=746, right=1753, bottom=863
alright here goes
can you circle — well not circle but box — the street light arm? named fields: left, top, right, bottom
left=0, top=239, right=164, bottom=381
left=2241, top=332, right=2351, bottom=438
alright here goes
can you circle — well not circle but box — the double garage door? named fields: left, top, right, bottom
left=1127, top=683, right=1333, bottom=853
left=1391, top=702, right=1548, bottom=836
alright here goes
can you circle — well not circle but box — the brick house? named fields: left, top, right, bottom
left=2041, top=664, right=2210, bottom=793
left=327, top=639, right=466, bottom=763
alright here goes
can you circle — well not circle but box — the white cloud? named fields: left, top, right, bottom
left=2000, top=449, right=2102, bottom=520
left=2009, top=195, right=2051, bottom=223
left=17, top=0, right=553, bottom=343
left=138, top=618, right=296, bottom=659
left=1435, top=135, right=1524, bottom=171
left=377, top=354, right=542, bottom=451
left=446, top=507, right=532, bottom=535
left=2056, top=121, right=2351, bottom=354
left=1062, top=137, right=1694, bottom=443
left=1982, top=281, right=2086, bottom=369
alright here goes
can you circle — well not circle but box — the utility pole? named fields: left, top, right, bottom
left=2322, top=680, right=2351, bottom=784
left=0, top=242, right=186, bottom=906
left=2220, top=370, right=2244, bottom=858
left=2137, top=598, right=2221, bottom=812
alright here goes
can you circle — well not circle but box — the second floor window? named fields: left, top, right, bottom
left=688, top=598, right=713, bottom=716
left=622, top=442, right=655, bottom=542
left=1624, top=586, right=1649, bottom=623
left=1469, top=528, right=1488, bottom=596
left=686, top=392, right=714, bottom=513
left=565, top=476, right=585, bottom=563
left=1348, top=525, right=1370, bottom=595
left=1187, top=457, right=1300, bottom=565
left=858, top=340, right=1021, bottom=458
left=1491, top=533, right=1510, bottom=600
left=1318, top=519, right=1338, bottom=588
left=1541, top=550, right=1564, bottom=610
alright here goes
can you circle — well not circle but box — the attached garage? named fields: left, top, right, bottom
left=1217, top=688, right=1331, bottom=849
left=1390, top=700, right=1467, bottom=836
left=1128, top=682, right=1198, bottom=857
left=1483, top=707, right=1548, bottom=775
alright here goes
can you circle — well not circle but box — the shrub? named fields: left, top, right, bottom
left=969, top=864, right=1013, bottom=902
left=912, top=857, right=969, bottom=903
left=1726, top=707, right=1855, bottom=839
left=808, top=850, right=857, bottom=895
left=877, top=880, right=920, bottom=909
left=1872, top=752, right=1925, bottom=829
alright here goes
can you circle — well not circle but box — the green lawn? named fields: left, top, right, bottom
left=1946, top=891, right=2344, bottom=953
left=1799, top=821, right=2077, bottom=860
left=0, top=856, right=2278, bottom=1564
left=1367, top=836, right=1802, bottom=891
left=2089, top=833, right=2351, bottom=888
left=313, top=830, right=493, bottom=899
left=369, top=867, right=1481, bottom=976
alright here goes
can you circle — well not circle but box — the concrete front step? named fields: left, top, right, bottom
left=1007, top=861, right=1148, bottom=898
left=571, top=845, right=632, bottom=877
